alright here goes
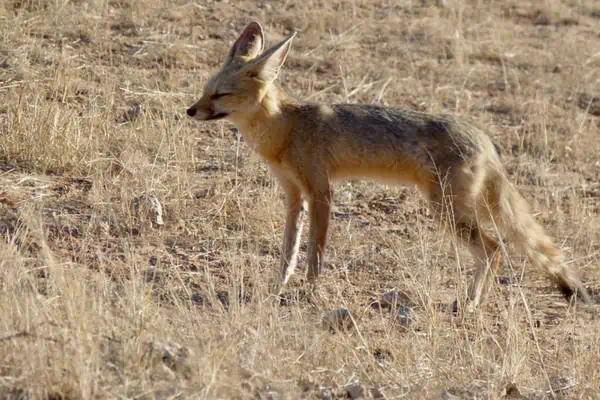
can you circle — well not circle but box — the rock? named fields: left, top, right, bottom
left=503, top=383, right=524, bottom=399
left=143, top=341, right=192, bottom=376
left=380, top=288, right=400, bottom=308
left=382, top=288, right=411, bottom=308
left=131, top=192, right=164, bottom=226
left=258, top=383, right=280, bottom=400
left=578, top=93, right=600, bottom=116
left=344, top=380, right=363, bottom=399
left=371, top=288, right=412, bottom=310
left=440, top=390, right=459, bottom=400
left=497, top=276, right=513, bottom=285
left=118, top=103, right=143, bottom=123
left=548, top=375, right=576, bottom=394
left=373, top=348, right=393, bottom=366
left=532, top=10, right=552, bottom=25
left=394, top=306, right=414, bottom=329
left=321, top=308, right=353, bottom=332
left=190, top=292, right=205, bottom=306
left=370, top=385, right=385, bottom=398
left=421, top=0, right=447, bottom=7
left=316, top=385, right=333, bottom=400
left=143, top=266, right=165, bottom=283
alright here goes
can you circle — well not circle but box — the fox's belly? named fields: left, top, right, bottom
left=329, top=159, right=434, bottom=191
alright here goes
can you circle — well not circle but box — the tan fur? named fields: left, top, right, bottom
left=186, top=22, right=591, bottom=308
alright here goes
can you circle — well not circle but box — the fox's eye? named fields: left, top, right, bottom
left=211, top=92, right=231, bottom=100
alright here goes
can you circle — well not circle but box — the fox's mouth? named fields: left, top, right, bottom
left=185, top=107, right=229, bottom=121
left=205, top=112, right=229, bottom=121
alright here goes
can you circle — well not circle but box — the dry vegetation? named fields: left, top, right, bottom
left=1, top=0, right=600, bottom=398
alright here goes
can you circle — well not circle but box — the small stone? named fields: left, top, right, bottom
left=118, top=103, right=143, bottom=123
left=440, top=390, right=459, bottom=400
left=191, top=292, right=204, bottom=306
left=344, top=380, right=363, bottom=399
left=394, top=306, right=414, bottom=329
left=260, top=383, right=280, bottom=400
left=321, top=308, right=353, bottom=332
left=578, top=93, right=600, bottom=116
left=316, top=386, right=333, bottom=400
left=532, top=10, right=552, bottom=25
left=421, top=0, right=447, bottom=8
left=143, top=341, right=192, bottom=375
left=143, top=266, right=163, bottom=283
left=373, top=348, right=393, bottom=366
left=381, top=288, right=405, bottom=308
left=370, top=385, right=385, bottom=398
left=497, top=276, right=513, bottom=285
left=132, top=192, right=164, bottom=226
left=372, top=288, right=412, bottom=310
left=503, top=383, right=523, bottom=399
left=548, top=375, right=576, bottom=394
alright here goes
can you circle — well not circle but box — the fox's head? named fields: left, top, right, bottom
left=186, top=22, right=296, bottom=122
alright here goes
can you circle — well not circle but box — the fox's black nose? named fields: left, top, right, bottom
left=186, top=107, right=196, bottom=117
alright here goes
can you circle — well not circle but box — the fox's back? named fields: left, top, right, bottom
left=290, top=103, right=498, bottom=183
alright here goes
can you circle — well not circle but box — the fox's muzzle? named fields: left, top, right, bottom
left=186, top=106, right=229, bottom=121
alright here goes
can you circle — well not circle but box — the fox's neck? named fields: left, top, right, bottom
left=229, top=85, right=298, bottom=161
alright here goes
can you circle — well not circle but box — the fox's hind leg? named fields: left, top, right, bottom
left=456, top=221, right=502, bottom=310
left=427, top=160, right=502, bottom=310
left=430, top=198, right=502, bottom=310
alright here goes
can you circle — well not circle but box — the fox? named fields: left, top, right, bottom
left=186, top=21, right=591, bottom=309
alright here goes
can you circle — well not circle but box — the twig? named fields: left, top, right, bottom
left=0, top=330, right=58, bottom=343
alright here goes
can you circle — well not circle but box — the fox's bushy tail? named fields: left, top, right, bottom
left=497, top=179, right=591, bottom=303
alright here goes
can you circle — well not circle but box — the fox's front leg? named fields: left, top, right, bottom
left=306, top=186, right=333, bottom=283
left=279, top=184, right=306, bottom=286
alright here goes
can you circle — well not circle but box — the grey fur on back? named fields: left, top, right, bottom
left=295, top=103, right=495, bottom=171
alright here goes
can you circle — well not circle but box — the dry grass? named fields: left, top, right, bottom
left=1, top=0, right=600, bottom=398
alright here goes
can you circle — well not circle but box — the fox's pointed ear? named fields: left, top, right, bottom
left=224, top=22, right=265, bottom=65
left=244, top=32, right=296, bottom=82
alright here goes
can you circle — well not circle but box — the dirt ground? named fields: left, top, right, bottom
left=1, top=0, right=600, bottom=398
